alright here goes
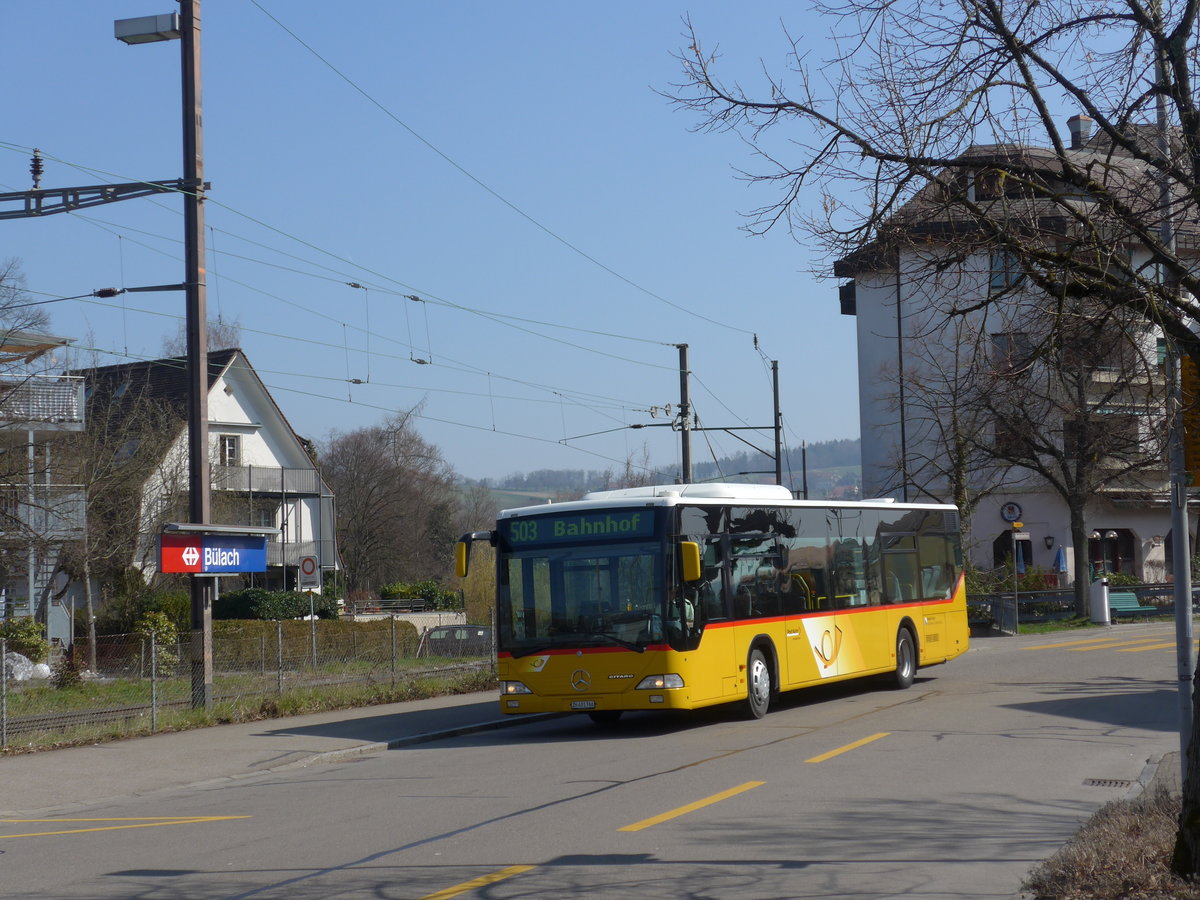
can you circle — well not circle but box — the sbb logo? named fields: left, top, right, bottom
left=160, top=534, right=204, bottom=573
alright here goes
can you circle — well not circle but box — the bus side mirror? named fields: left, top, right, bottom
left=680, top=541, right=702, bottom=583
left=456, top=530, right=496, bottom=578
left=455, top=541, right=470, bottom=578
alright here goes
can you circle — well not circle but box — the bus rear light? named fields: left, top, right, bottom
left=636, top=674, right=684, bottom=690
left=502, top=681, right=532, bottom=695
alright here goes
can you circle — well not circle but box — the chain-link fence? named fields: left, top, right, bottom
left=0, top=615, right=495, bottom=750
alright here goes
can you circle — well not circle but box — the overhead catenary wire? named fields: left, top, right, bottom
left=0, top=150, right=760, bottom=428
left=73, top=292, right=649, bottom=419
left=247, top=0, right=754, bottom=337
left=0, top=144, right=776, bottom=463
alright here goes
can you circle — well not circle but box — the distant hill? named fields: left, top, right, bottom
left=468, top=439, right=861, bottom=502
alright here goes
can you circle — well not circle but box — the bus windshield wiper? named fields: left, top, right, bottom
left=584, top=631, right=645, bottom=653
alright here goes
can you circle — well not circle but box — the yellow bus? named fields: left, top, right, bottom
left=456, top=483, right=969, bottom=722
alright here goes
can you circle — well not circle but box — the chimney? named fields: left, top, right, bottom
left=1067, top=114, right=1094, bottom=149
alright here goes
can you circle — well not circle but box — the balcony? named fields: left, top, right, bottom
left=267, top=538, right=338, bottom=567
left=212, top=465, right=324, bottom=496
left=0, top=376, right=85, bottom=431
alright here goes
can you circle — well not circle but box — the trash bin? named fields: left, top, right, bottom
left=1090, top=577, right=1110, bottom=625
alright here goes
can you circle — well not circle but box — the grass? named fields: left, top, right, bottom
left=1024, top=790, right=1198, bottom=899
left=0, top=664, right=496, bottom=754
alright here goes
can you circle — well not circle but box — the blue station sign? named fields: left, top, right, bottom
left=160, top=533, right=268, bottom=574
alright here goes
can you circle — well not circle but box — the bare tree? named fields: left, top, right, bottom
left=56, top=382, right=179, bottom=669
left=321, top=408, right=457, bottom=592
left=876, top=314, right=1018, bottom=556
left=979, top=299, right=1168, bottom=612
left=671, top=1, right=1200, bottom=872
left=161, top=315, right=241, bottom=357
left=671, top=2, right=1200, bottom=355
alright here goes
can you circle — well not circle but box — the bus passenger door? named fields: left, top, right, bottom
left=779, top=541, right=840, bottom=685
left=685, top=538, right=736, bottom=703
left=787, top=603, right=840, bottom=683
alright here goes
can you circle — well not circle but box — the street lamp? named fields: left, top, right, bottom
left=114, top=13, right=180, bottom=43
left=115, top=3, right=212, bottom=709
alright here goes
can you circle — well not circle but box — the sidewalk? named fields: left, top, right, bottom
left=0, top=691, right=532, bottom=817
left=1140, top=750, right=1184, bottom=798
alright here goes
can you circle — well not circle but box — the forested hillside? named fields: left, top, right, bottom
left=470, top=438, right=861, bottom=502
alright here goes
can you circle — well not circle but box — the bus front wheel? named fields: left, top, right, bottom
left=745, top=648, right=772, bottom=719
left=893, top=628, right=916, bottom=689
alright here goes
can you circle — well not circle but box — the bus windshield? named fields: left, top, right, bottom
left=496, top=508, right=666, bottom=656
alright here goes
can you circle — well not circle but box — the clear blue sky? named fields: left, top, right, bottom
left=1, top=2, right=857, bottom=483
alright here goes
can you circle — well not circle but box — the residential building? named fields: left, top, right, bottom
left=835, top=116, right=1182, bottom=583
left=76, top=348, right=338, bottom=593
left=0, top=331, right=85, bottom=647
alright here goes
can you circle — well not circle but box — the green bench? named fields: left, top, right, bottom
left=1109, top=591, right=1159, bottom=619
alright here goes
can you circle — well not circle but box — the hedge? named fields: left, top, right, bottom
left=214, top=588, right=339, bottom=621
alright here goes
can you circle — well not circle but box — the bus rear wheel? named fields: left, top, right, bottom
left=744, top=648, right=772, bottom=719
left=893, top=628, right=916, bottom=689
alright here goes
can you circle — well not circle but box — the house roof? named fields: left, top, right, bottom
left=73, top=348, right=241, bottom=416
left=73, top=347, right=325, bottom=481
left=833, top=125, right=1198, bottom=278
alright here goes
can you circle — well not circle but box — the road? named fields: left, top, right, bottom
left=0, top=623, right=1183, bottom=899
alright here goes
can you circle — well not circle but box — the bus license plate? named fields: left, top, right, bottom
left=570, top=700, right=596, bottom=710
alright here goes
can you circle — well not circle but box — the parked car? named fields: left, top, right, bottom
left=422, top=625, right=493, bottom=657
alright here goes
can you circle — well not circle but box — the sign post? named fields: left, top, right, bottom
left=159, top=523, right=277, bottom=710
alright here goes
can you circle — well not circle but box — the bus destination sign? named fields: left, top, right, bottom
left=502, top=509, right=656, bottom=546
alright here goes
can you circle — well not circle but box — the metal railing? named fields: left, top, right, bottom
left=212, top=465, right=325, bottom=495
left=0, top=375, right=84, bottom=429
left=969, top=583, right=1182, bottom=634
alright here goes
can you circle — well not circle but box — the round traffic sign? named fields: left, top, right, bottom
left=300, top=556, right=317, bottom=577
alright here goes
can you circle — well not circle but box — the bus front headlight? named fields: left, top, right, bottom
left=501, top=681, right=533, bottom=695
left=636, top=674, right=684, bottom=690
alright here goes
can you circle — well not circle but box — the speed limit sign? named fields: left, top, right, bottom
left=299, top=555, right=319, bottom=589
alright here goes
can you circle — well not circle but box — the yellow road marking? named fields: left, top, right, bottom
left=1067, top=640, right=1163, bottom=652
left=1120, top=640, right=1200, bottom=653
left=618, top=781, right=765, bottom=832
left=1023, top=636, right=1153, bottom=650
left=0, top=816, right=250, bottom=839
left=806, top=732, right=890, bottom=764
left=418, top=865, right=536, bottom=900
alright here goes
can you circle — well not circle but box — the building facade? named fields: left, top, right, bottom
left=836, top=117, right=1183, bottom=584
left=78, top=348, right=338, bottom=594
left=0, top=331, right=85, bottom=647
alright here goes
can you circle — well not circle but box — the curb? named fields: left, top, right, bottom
left=1127, top=751, right=1181, bottom=800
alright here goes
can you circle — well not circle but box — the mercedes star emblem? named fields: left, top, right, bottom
left=571, top=669, right=591, bottom=692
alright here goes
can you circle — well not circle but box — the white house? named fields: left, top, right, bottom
left=77, top=348, right=338, bottom=593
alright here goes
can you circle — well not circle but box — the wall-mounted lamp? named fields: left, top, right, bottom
left=1104, top=530, right=1118, bottom=540
left=1090, top=530, right=1101, bottom=540
left=1044, top=536, right=1055, bottom=550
